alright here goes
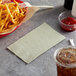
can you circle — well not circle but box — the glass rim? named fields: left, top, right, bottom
left=58, top=11, right=76, bottom=27
left=54, top=46, right=76, bottom=68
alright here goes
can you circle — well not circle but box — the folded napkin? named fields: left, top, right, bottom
left=8, top=23, right=65, bottom=63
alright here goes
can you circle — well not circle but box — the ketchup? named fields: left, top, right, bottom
left=61, top=17, right=76, bottom=31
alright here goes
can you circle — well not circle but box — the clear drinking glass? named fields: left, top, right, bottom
left=54, top=46, right=76, bottom=76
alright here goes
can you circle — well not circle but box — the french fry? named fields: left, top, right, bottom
left=0, top=0, right=27, bottom=32
left=0, top=0, right=1, bottom=2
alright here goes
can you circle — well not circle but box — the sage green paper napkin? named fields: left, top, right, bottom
left=8, top=23, right=65, bottom=63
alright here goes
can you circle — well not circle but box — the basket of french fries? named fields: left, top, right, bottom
left=0, top=0, right=39, bottom=37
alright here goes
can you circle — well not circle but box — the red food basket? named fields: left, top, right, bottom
left=11, top=0, right=23, bottom=3
left=0, top=0, right=24, bottom=38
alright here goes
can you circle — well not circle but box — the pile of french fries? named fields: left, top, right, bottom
left=0, top=0, right=27, bottom=32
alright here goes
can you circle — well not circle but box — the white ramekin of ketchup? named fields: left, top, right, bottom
left=58, top=11, right=76, bottom=32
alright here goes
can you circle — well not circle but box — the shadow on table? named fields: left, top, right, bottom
left=35, top=5, right=71, bottom=34
left=6, top=48, right=28, bottom=65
